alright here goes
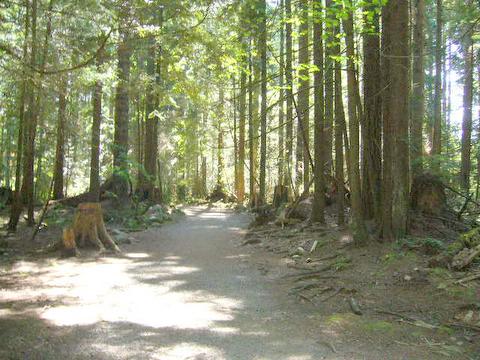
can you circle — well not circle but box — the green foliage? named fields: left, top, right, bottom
left=399, top=236, right=446, bottom=254
left=446, top=227, right=480, bottom=255
left=332, top=255, right=352, bottom=271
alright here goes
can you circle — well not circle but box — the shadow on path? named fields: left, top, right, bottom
left=0, top=206, right=329, bottom=360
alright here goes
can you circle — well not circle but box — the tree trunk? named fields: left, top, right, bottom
left=216, top=87, right=225, bottom=190
left=285, top=0, right=294, bottom=192
left=333, top=21, right=345, bottom=226
left=201, top=156, right=207, bottom=198
left=431, top=0, right=442, bottom=158
left=259, top=0, right=267, bottom=205
left=460, top=31, right=474, bottom=192
left=387, top=0, right=410, bottom=239
left=20, top=0, right=38, bottom=226
left=89, top=47, right=104, bottom=202
left=411, top=0, right=425, bottom=176
left=297, top=0, right=309, bottom=195
left=112, top=28, right=132, bottom=200
left=381, top=4, right=394, bottom=240
left=362, top=1, right=382, bottom=221
left=324, top=0, right=334, bottom=177
left=238, top=48, right=246, bottom=203
left=476, top=51, right=480, bottom=200
left=8, top=0, right=30, bottom=231
left=53, top=76, right=68, bottom=200
left=343, top=7, right=367, bottom=244
left=142, top=34, right=159, bottom=202
left=23, top=0, right=52, bottom=225
left=278, top=0, right=285, bottom=188
left=248, top=47, right=257, bottom=207
left=233, top=77, right=238, bottom=199
left=311, top=0, right=325, bottom=224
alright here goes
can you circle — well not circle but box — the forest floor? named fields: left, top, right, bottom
left=0, top=205, right=479, bottom=359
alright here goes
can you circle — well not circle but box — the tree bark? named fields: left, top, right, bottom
left=238, top=45, right=246, bottom=203
left=324, top=0, right=334, bottom=177
left=89, top=47, right=104, bottom=202
left=297, top=0, right=310, bottom=195
left=343, top=6, right=367, bottom=244
left=387, top=0, right=410, bottom=239
left=216, top=87, right=225, bottom=190
left=411, top=0, right=425, bottom=176
left=8, top=0, right=30, bottom=231
left=64, top=203, right=120, bottom=254
left=362, top=1, right=382, bottom=221
left=53, top=75, right=68, bottom=200
left=432, top=0, right=442, bottom=158
left=233, top=77, right=238, bottom=198
left=381, top=4, right=394, bottom=240
left=333, top=21, right=345, bottom=226
left=112, top=27, right=132, bottom=200
left=311, top=0, right=325, bottom=224
left=460, top=31, right=474, bottom=192
left=259, top=0, right=267, bottom=205
left=285, top=0, right=294, bottom=192
left=248, top=46, right=258, bottom=207
left=142, top=35, right=159, bottom=201
left=23, top=0, right=52, bottom=225
left=278, top=0, right=285, bottom=187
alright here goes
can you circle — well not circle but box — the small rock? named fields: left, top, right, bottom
left=292, top=254, right=301, bottom=259
left=306, top=258, right=312, bottom=263
left=289, top=247, right=306, bottom=257
left=404, top=275, right=412, bottom=281
left=111, top=229, right=131, bottom=244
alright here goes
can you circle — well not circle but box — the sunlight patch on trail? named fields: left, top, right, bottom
left=0, top=256, right=243, bottom=331
left=149, top=342, right=226, bottom=360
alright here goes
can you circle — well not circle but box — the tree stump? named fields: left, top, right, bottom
left=410, top=173, right=446, bottom=215
left=62, top=202, right=120, bottom=255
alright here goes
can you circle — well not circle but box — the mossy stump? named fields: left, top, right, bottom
left=410, top=173, right=446, bottom=215
left=62, top=202, right=120, bottom=256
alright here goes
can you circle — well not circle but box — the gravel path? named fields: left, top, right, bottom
left=0, top=206, right=331, bottom=360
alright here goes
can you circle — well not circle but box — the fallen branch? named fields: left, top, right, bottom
left=284, top=264, right=333, bottom=278
left=310, top=252, right=344, bottom=263
left=457, top=192, right=473, bottom=220
left=452, top=244, right=480, bottom=270
left=349, top=297, right=362, bottom=315
left=241, top=238, right=261, bottom=246
left=373, top=309, right=419, bottom=323
left=297, top=293, right=316, bottom=306
left=320, top=287, right=344, bottom=302
left=30, top=178, right=54, bottom=242
left=290, top=283, right=332, bottom=294
left=444, top=322, right=480, bottom=333
left=287, top=264, right=315, bottom=271
left=445, top=185, right=480, bottom=208
left=454, top=272, right=480, bottom=284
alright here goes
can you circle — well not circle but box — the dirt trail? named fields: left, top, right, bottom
left=3, top=206, right=470, bottom=359
left=0, top=206, right=336, bottom=360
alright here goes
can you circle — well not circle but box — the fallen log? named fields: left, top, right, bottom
left=452, top=244, right=480, bottom=270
